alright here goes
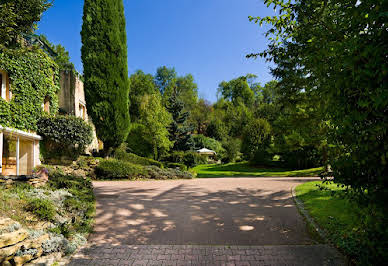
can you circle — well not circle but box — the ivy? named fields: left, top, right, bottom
left=0, top=46, right=60, bottom=131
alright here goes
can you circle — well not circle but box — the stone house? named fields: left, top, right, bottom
left=58, top=70, right=100, bottom=153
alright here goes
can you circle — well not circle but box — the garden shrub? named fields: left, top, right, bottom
left=183, top=152, right=208, bottom=168
left=222, top=137, right=241, bottom=163
left=25, top=197, right=56, bottom=221
left=144, top=166, right=193, bottom=180
left=95, top=159, right=145, bottom=180
left=280, top=146, right=321, bottom=169
left=115, top=143, right=163, bottom=168
left=37, top=115, right=93, bottom=161
left=165, top=162, right=188, bottom=171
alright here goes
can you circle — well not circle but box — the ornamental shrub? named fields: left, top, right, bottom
left=144, top=166, right=193, bottom=180
left=37, top=115, right=93, bottom=161
left=26, top=197, right=56, bottom=221
left=81, top=0, right=130, bottom=152
left=95, top=159, right=145, bottom=180
left=165, top=162, right=188, bottom=171
left=183, top=152, right=208, bottom=168
left=0, top=47, right=60, bottom=131
left=114, top=143, right=163, bottom=168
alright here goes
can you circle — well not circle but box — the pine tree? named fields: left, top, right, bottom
left=81, top=0, right=130, bottom=153
left=166, top=91, right=192, bottom=151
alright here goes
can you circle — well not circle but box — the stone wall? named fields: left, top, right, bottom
left=58, top=71, right=100, bottom=153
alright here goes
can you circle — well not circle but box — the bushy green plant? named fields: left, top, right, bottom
left=165, top=162, right=188, bottom=171
left=114, top=144, right=163, bottom=168
left=95, top=159, right=145, bottom=180
left=26, top=197, right=56, bottom=221
left=144, top=166, right=193, bottom=180
left=222, top=138, right=241, bottom=163
left=37, top=115, right=93, bottom=161
left=183, top=152, right=208, bottom=168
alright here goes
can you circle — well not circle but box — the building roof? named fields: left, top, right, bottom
left=197, top=148, right=216, bottom=154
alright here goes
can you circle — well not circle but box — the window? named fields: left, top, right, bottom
left=79, top=103, right=86, bottom=120
left=0, top=70, right=10, bottom=101
left=44, top=96, right=50, bottom=113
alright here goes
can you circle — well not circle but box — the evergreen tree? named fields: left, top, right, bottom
left=81, top=0, right=130, bottom=153
left=166, top=91, right=192, bottom=151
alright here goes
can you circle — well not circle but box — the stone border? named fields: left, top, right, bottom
left=291, top=186, right=329, bottom=242
left=291, top=186, right=349, bottom=264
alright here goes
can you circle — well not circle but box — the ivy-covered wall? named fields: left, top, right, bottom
left=0, top=47, right=60, bottom=131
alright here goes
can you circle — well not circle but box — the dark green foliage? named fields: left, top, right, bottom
left=165, top=162, right=188, bottom=171
left=206, top=118, right=228, bottom=141
left=182, top=152, right=208, bottom=168
left=222, top=138, right=242, bottom=163
left=115, top=144, right=164, bottom=168
left=37, top=115, right=93, bottom=161
left=81, top=0, right=130, bottom=152
left=0, top=0, right=52, bottom=46
left=126, top=123, right=154, bottom=158
left=188, top=134, right=225, bottom=156
left=95, top=159, right=145, bottom=180
left=26, top=198, right=56, bottom=221
left=166, top=92, right=192, bottom=151
left=95, top=158, right=193, bottom=180
left=162, top=150, right=207, bottom=168
left=280, top=146, right=321, bottom=170
left=241, top=118, right=272, bottom=164
left=0, top=47, right=60, bottom=131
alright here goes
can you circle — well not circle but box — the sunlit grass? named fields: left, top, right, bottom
left=192, top=162, right=323, bottom=178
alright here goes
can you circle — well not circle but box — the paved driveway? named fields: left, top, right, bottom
left=70, top=177, right=345, bottom=265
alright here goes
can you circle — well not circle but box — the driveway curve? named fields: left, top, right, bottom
left=90, top=177, right=318, bottom=245
left=70, top=177, right=345, bottom=265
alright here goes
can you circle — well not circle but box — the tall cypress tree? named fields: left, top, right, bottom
left=81, top=0, right=130, bottom=153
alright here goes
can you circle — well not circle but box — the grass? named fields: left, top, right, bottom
left=295, top=181, right=387, bottom=265
left=192, top=162, right=323, bottom=178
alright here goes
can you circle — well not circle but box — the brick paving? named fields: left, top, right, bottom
left=69, top=244, right=344, bottom=266
left=68, top=178, right=345, bottom=265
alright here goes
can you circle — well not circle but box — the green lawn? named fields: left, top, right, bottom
left=192, top=162, right=323, bottom=178
left=295, top=181, right=380, bottom=265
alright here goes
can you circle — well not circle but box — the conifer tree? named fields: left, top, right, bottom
left=166, top=91, right=192, bottom=151
left=81, top=0, right=130, bottom=153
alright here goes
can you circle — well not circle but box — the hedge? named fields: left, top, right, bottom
left=37, top=115, right=93, bottom=161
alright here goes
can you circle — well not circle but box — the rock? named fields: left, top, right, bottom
left=0, top=218, right=14, bottom=232
left=25, top=252, right=62, bottom=266
left=12, top=254, right=34, bottom=266
left=1, top=260, right=12, bottom=266
left=0, top=243, right=20, bottom=261
left=0, top=230, right=28, bottom=249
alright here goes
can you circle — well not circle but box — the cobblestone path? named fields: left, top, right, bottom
left=70, top=244, right=344, bottom=266
left=68, top=178, right=345, bottom=265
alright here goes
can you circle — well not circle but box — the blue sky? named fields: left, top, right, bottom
left=37, top=0, right=274, bottom=102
